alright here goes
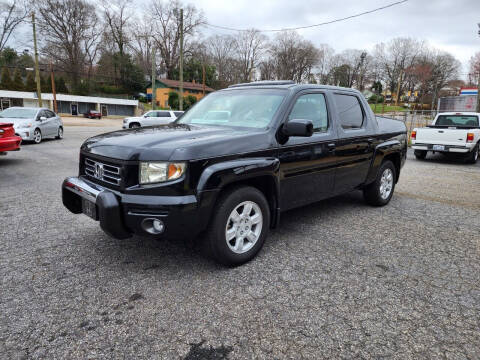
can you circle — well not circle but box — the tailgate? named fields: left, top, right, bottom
left=415, top=128, right=468, bottom=146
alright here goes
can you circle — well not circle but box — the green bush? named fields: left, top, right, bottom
left=184, top=95, right=197, bottom=110
left=368, top=94, right=384, bottom=103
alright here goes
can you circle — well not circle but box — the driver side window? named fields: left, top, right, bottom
left=288, top=93, right=328, bottom=132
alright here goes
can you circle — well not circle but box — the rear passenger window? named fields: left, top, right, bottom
left=334, top=94, right=364, bottom=129
left=157, top=111, right=171, bottom=117
left=288, top=93, right=328, bottom=132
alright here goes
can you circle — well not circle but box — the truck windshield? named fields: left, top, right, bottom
left=177, top=89, right=286, bottom=129
left=436, top=115, right=479, bottom=127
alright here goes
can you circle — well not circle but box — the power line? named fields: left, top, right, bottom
left=205, top=0, right=408, bottom=32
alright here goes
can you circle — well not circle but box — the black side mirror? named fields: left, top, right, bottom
left=282, top=119, right=314, bottom=137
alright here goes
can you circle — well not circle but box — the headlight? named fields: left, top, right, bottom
left=18, top=123, right=32, bottom=129
left=140, top=162, right=186, bottom=184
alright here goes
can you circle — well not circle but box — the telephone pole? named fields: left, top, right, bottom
left=476, top=23, right=480, bottom=112
left=151, top=47, right=156, bottom=110
left=202, top=64, right=206, bottom=96
left=179, top=8, right=184, bottom=111
left=32, top=12, right=42, bottom=107
left=395, top=70, right=403, bottom=106
left=50, top=62, right=57, bottom=113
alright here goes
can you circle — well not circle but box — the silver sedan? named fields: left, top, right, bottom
left=0, top=107, right=63, bottom=144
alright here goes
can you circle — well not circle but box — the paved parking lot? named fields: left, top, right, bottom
left=1, top=125, right=479, bottom=359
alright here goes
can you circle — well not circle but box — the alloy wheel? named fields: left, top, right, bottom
left=225, top=201, right=263, bottom=254
left=379, top=168, right=393, bottom=200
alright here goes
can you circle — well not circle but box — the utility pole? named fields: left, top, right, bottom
left=151, top=47, right=156, bottom=110
left=50, top=62, right=57, bottom=113
left=395, top=70, right=403, bottom=106
left=31, top=12, right=42, bottom=107
left=476, top=23, right=480, bottom=112
left=179, top=8, right=184, bottom=111
left=202, top=64, right=206, bottom=96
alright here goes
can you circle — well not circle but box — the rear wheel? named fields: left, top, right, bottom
left=414, top=150, right=427, bottom=160
left=205, top=186, right=270, bottom=266
left=363, top=160, right=396, bottom=206
left=33, top=129, right=42, bottom=144
left=466, top=144, right=479, bottom=164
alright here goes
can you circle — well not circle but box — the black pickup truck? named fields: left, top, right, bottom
left=62, top=81, right=407, bottom=265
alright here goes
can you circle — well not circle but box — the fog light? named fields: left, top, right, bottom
left=153, top=219, right=164, bottom=233
left=141, top=218, right=165, bottom=235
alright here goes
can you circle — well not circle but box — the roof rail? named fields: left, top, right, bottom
left=228, top=80, right=296, bottom=88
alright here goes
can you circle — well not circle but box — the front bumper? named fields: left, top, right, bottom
left=0, top=136, right=22, bottom=152
left=14, top=128, right=33, bottom=141
left=62, top=176, right=205, bottom=240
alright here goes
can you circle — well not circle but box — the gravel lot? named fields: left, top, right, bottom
left=1, top=125, right=479, bottom=359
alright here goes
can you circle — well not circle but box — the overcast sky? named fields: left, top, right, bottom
left=192, top=0, right=479, bottom=75
left=12, top=0, right=479, bottom=76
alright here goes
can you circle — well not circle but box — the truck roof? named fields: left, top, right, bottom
left=437, top=112, right=480, bottom=116
left=225, top=81, right=362, bottom=94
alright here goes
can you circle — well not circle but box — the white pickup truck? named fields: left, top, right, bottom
left=411, top=112, right=480, bottom=164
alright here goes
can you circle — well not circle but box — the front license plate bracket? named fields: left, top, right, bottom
left=82, top=198, right=98, bottom=220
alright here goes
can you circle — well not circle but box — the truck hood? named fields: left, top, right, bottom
left=81, top=123, right=273, bottom=161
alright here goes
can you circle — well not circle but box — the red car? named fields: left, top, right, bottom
left=0, top=123, right=22, bottom=155
left=83, top=110, right=102, bottom=119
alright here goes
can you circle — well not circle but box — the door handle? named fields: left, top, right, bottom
left=327, top=143, right=336, bottom=152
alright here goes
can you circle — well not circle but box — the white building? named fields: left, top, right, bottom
left=0, top=90, right=139, bottom=117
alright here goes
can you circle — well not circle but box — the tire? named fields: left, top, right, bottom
left=129, top=123, right=141, bottom=129
left=363, top=160, right=396, bottom=206
left=466, top=144, right=479, bottom=164
left=414, top=150, right=427, bottom=160
left=205, top=186, right=270, bottom=266
left=56, top=126, right=63, bottom=139
left=33, top=128, right=42, bottom=144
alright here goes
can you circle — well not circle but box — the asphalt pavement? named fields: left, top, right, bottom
left=1, top=125, right=479, bottom=359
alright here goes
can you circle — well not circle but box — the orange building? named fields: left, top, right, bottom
left=146, top=79, right=214, bottom=108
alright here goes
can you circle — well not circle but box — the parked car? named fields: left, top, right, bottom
left=84, top=109, right=102, bottom=119
left=122, top=110, right=184, bottom=129
left=0, top=123, right=22, bottom=155
left=62, top=81, right=407, bottom=266
left=411, top=112, right=480, bottom=163
left=0, top=107, right=63, bottom=144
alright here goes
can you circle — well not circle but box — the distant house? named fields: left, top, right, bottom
left=146, top=79, right=214, bottom=108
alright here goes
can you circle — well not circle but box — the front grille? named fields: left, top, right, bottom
left=85, top=158, right=122, bottom=186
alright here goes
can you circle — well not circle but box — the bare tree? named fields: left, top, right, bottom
left=102, top=0, right=130, bottom=56
left=468, top=52, right=480, bottom=85
left=267, top=31, right=318, bottom=83
left=374, top=37, right=425, bottom=95
left=130, top=22, right=154, bottom=79
left=315, top=44, right=334, bottom=84
left=36, top=0, right=100, bottom=89
left=234, top=29, right=266, bottom=82
left=149, top=0, right=204, bottom=79
left=206, top=34, right=240, bottom=87
left=0, top=0, right=28, bottom=52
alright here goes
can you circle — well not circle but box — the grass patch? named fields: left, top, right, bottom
left=369, top=104, right=407, bottom=114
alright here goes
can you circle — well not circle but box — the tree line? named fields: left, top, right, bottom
left=0, top=0, right=477, bottom=103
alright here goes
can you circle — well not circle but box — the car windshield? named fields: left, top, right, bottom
left=436, top=115, right=479, bottom=127
left=177, top=89, right=286, bottom=129
left=0, top=108, right=37, bottom=119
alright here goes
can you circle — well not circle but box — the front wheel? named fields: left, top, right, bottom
left=466, top=144, right=479, bottom=164
left=33, top=129, right=42, bottom=144
left=56, top=127, right=63, bottom=139
left=205, top=186, right=270, bottom=266
left=414, top=150, right=427, bottom=160
left=363, top=160, right=396, bottom=206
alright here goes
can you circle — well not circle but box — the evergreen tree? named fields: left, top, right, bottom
left=11, top=69, right=24, bottom=91
left=55, top=77, right=68, bottom=93
left=25, top=72, right=36, bottom=91
left=0, top=67, right=13, bottom=89
left=41, top=75, right=52, bottom=93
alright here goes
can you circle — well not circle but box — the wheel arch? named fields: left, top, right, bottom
left=196, top=158, right=281, bottom=229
